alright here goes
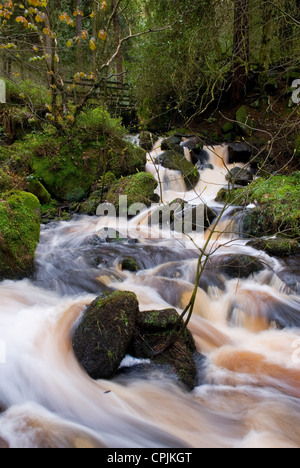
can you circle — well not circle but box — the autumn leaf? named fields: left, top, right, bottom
left=90, top=39, right=96, bottom=51
left=98, top=29, right=107, bottom=41
left=66, top=39, right=73, bottom=48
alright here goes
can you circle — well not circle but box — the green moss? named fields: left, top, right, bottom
left=26, top=177, right=51, bottom=204
left=1, top=107, right=146, bottom=201
left=236, top=105, right=254, bottom=137
left=247, top=238, right=299, bottom=257
left=0, top=191, right=41, bottom=280
left=107, top=172, right=158, bottom=213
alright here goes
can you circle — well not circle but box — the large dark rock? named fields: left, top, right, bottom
left=226, top=167, right=253, bottom=186
left=72, top=291, right=139, bottom=379
left=161, top=136, right=182, bottom=151
left=129, top=309, right=199, bottom=390
left=228, top=142, right=253, bottom=164
left=150, top=200, right=217, bottom=233
left=155, top=150, right=199, bottom=189
left=140, top=131, right=158, bottom=151
left=209, top=254, right=265, bottom=279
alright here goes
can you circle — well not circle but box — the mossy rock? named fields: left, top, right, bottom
left=121, top=257, right=141, bottom=272
left=156, top=150, right=199, bottom=189
left=0, top=191, right=41, bottom=280
left=129, top=309, right=198, bottom=390
left=140, top=131, right=158, bottom=151
left=239, top=173, right=300, bottom=239
left=4, top=108, right=146, bottom=201
left=106, top=172, right=158, bottom=215
left=236, top=105, right=254, bottom=137
left=72, top=291, right=139, bottom=380
left=79, top=191, right=103, bottom=215
left=247, top=238, right=299, bottom=257
left=222, top=122, right=235, bottom=134
left=26, top=178, right=51, bottom=204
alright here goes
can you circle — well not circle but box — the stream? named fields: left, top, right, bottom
left=0, top=141, right=300, bottom=448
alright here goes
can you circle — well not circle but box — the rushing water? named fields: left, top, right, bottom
left=0, top=142, right=300, bottom=448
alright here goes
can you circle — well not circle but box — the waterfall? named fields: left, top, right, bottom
left=0, top=138, right=299, bottom=448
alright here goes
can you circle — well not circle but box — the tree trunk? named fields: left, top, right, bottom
left=259, top=2, right=275, bottom=72
left=112, top=0, right=123, bottom=88
left=75, top=0, right=83, bottom=70
left=231, top=0, right=250, bottom=104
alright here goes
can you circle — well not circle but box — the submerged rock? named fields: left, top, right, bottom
left=72, top=291, right=139, bottom=380
left=129, top=308, right=199, bottom=390
left=209, top=254, right=265, bottom=279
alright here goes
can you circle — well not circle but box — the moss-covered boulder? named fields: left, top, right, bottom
left=3, top=108, right=146, bottom=201
left=247, top=238, right=299, bottom=257
left=0, top=191, right=41, bottom=280
left=79, top=191, right=103, bottom=215
left=72, top=291, right=139, bottom=380
left=26, top=177, right=51, bottom=204
left=240, top=173, right=300, bottom=239
left=121, top=257, right=141, bottom=272
left=106, top=172, right=158, bottom=214
left=129, top=309, right=198, bottom=390
left=155, top=150, right=199, bottom=189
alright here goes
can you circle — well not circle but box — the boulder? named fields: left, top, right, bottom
left=181, top=136, right=203, bottom=152
left=226, top=167, right=253, bottom=186
left=106, top=172, right=158, bottom=215
left=150, top=200, right=217, bottom=233
left=26, top=178, right=51, bottom=205
left=228, top=142, right=252, bottom=164
left=209, top=254, right=265, bottom=279
left=72, top=291, right=139, bottom=380
left=121, top=257, right=141, bottom=272
left=129, top=308, right=199, bottom=389
left=247, top=238, right=299, bottom=257
left=161, top=135, right=182, bottom=151
left=155, top=150, right=199, bottom=189
left=140, top=131, right=157, bottom=151
left=79, top=191, right=103, bottom=215
left=0, top=191, right=41, bottom=280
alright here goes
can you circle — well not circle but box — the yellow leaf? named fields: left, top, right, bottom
left=98, top=29, right=107, bottom=41
left=66, top=39, right=73, bottom=47
left=33, top=45, right=38, bottom=52
left=101, top=1, right=107, bottom=11
left=89, top=40, right=96, bottom=51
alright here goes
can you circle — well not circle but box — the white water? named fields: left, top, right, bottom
left=0, top=141, right=300, bottom=448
